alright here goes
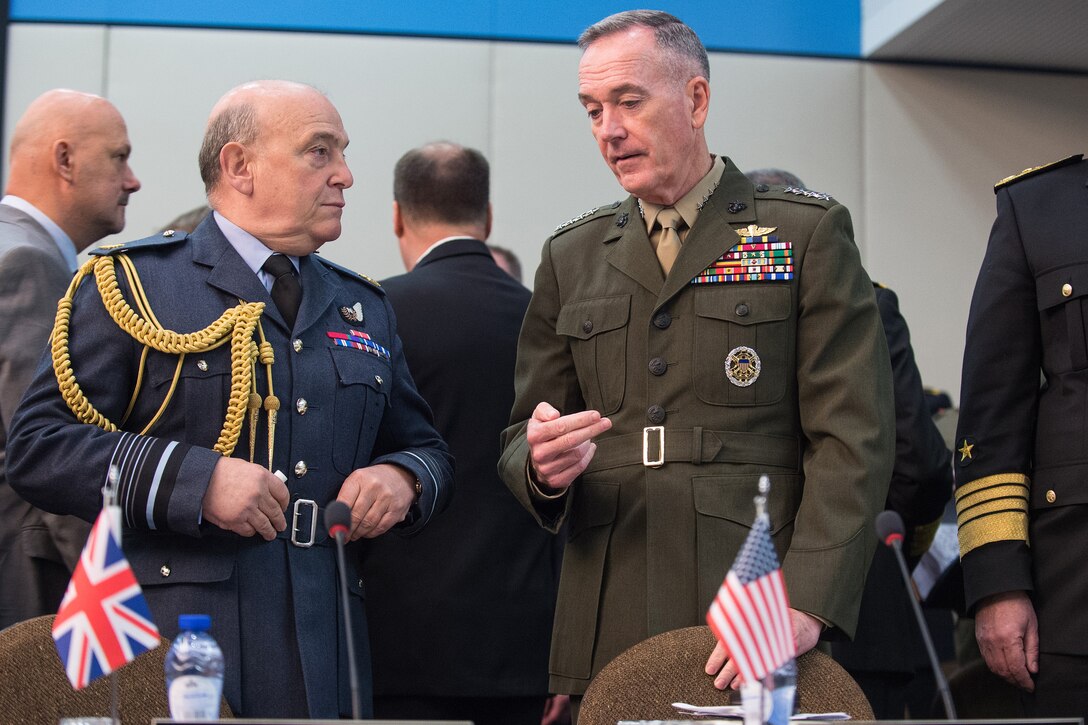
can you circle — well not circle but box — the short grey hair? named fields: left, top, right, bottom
left=198, top=102, right=259, bottom=194
left=578, top=10, right=709, bottom=80
left=746, top=168, right=806, bottom=189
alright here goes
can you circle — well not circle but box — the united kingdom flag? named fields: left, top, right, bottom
left=52, top=508, right=160, bottom=689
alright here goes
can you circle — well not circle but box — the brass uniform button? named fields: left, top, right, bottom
left=160, top=565, right=171, bottom=577
left=293, top=338, right=304, bottom=353
left=648, top=357, right=667, bottom=376
left=653, top=311, right=672, bottom=329
left=1062, top=283, right=1073, bottom=297
left=735, top=303, right=750, bottom=317
left=1046, top=490, right=1057, bottom=503
left=582, top=320, right=593, bottom=334
left=294, top=460, right=308, bottom=478
left=296, top=398, right=308, bottom=415
left=197, top=359, right=208, bottom=372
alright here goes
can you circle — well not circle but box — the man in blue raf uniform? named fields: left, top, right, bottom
left=955, top=153, right=1088, bottom=719
left=7, top=80, right=453, bottom=719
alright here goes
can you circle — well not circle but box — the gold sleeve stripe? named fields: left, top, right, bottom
left=955, top=472, right=1030, bottom=502
left=958, top=493, right=1028, bottom=527
left=957, top=484, right=1030, bottom=523
left=956, top=474, right=1031, bottom=556
left=958, top=507, right=1029, bottom=556
left=909, top=517, right=942, bottom=558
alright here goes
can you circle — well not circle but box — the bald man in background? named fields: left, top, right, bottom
left=0, top=89, right=141, bottom=629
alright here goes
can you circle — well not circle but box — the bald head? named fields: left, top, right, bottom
left=199, top=80, right=353, bottom=256
left=6, top=89, right=141, bottom=249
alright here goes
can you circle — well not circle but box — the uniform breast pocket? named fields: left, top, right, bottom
left=1037, top=263, right=1088, bottom=372
left=148, top=348, right=231, bottom=441
left=692, top=286, right=792, bottom=406
left=328, top=347, right=390, bottom=475
left=555, top=295, right=630, bottom=415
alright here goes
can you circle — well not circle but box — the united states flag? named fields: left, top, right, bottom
left=706, top=509, right=795, bottom=684
left=52, top=508, right=161, bottom=689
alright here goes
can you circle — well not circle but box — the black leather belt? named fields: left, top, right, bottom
left=585, top=427, right=800, bottom=472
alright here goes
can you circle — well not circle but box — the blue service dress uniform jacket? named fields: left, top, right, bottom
left=499, top=156, right=895, bottom=695
left=7, top=215, right=453, bottom=718
left=955, top=155, right=1088, bottom=652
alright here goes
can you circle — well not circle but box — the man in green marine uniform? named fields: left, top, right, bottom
left=498, top=9, right=895, bottom=716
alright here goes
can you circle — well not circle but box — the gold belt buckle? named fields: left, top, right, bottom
left=643, top=426, right=665, bottom=467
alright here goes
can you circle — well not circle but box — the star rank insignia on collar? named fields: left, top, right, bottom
left=957, top=437, right=975, bottom=464
left=340, top=302, right=364, bottom=324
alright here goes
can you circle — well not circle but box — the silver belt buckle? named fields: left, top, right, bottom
left=643, top=426, right=665, bottom=467
left=290, top=499, right=319, bottom=548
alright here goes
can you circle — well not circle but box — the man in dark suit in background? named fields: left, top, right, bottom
left=0, top=89, right=141, bottom=629
left=360, top=141, right=561, bottom=725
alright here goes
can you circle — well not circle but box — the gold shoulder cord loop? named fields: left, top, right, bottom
left=51, top=254, right=270, bottom=460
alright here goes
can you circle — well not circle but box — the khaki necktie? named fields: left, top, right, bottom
left=655, top=207, right=685, bottom=275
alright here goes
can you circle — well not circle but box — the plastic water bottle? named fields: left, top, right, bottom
left=768, top=658, right=797, bottom=725
left=165, top=614, right=224, bottom=721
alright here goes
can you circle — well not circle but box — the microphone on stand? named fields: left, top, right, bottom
left=875, top=509, right=957, bottom=719
left=325, top=500, right=362, bottom=720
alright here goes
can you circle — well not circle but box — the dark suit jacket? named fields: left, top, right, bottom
left=7, top=215, right=453, bottom=717
left=0, top=203, right=91, bottom=629
left=955, top=155, right=1088, bottom=655
left=832, top=284, right=953, bottom=675
left=360, top=238, right=561, bottom=697
left=499, top=157, right=895, bottom=695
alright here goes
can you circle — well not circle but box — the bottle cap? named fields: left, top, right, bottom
left=178, top=613, right=212, bottom=631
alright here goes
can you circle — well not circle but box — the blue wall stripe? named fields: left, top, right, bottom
left=9, top=1, right=861, bottom=58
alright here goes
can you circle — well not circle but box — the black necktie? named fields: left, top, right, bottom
left=261, top=254, right=301, bottom=329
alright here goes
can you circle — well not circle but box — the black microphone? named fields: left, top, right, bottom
left=875, top=510, right=957, bottom=719
left=325, top=500, right=361, bottom=720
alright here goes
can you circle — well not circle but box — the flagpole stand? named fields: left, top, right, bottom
left=714, top=475, right=798, bottom=725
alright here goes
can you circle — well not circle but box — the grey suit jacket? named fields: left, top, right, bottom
left=0, top=203, right=90, bottom=629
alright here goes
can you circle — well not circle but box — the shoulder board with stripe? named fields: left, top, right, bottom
left=90, top=230, right=190, bottom=256
left=994, top=154, right=1084, bottom=193
left=312, top=253, right=384, bottom=293
left=550, top=201, right=622, bottom=237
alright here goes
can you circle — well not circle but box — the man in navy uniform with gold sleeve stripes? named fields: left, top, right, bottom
left=955, top=153, right=1088, bottom=718
left=7, top=80, right=452, bottom=719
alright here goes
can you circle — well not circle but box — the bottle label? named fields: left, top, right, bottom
left=168, top=675, right=222, bottom=720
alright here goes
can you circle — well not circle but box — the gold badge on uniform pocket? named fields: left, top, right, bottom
left=725, top=346, right=761, bottom=387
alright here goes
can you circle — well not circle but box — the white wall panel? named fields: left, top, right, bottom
left=3, top=24, right=108, bottom=181
left=6, top=22, right=1087, bottom=406
left=862, top=63, right=1088, bottom=399
left=104, top=26, right=493, bottom=280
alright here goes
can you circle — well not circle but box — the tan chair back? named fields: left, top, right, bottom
left=0, top=614, right=232, bottom=725
left=579, top=625, right=874, bottom=725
